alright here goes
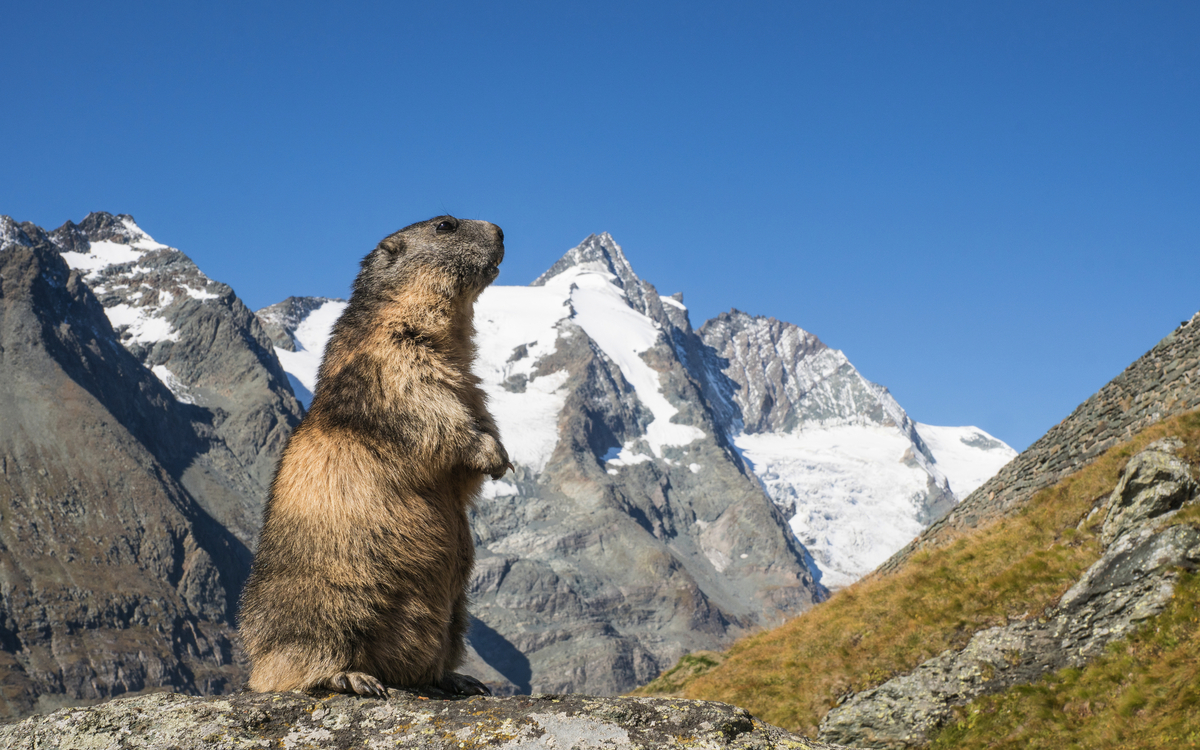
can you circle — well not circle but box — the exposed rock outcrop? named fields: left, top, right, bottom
left=0, top=690, right=849, bottom=749
left=819, top=439, right=1200, bottom=748
left=1100, top=437, right=1197, bottom=545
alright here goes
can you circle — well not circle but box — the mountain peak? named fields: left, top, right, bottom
left=0, top=215, right=34, bottom=250
left=52, top=212, right=168, bottom=252
left=531, top=232, right=664, bottom=319
left=532, top=232, right=641, bottom=288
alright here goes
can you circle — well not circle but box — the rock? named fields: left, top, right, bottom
left=819, top=444, right=1200, bottom=748
left=1100, top=437, right=1196, bottom=545
left=0, top=690, right=849, bottom=749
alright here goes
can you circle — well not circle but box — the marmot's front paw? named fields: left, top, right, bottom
left=469, top=432, right=512, bottom=480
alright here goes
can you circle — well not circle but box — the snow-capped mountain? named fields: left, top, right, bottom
left=42, top=212, right=303, bottom=545
left=259, top=231, right=1016, bottom=691
left=695, top=310, right=1016, bottom=587
left=264, top=233, right=1014, bottom=589
left=0, top=212, right=1007, bottom=711
left=259, top=232, right=827, bottom=695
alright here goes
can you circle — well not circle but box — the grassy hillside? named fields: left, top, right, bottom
left=928, top=570, right=1200, bottom=749
left=635, top=409, right=1200, bottom=740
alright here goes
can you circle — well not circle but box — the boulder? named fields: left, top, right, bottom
left=1100, top=437, right=1196, bottom=546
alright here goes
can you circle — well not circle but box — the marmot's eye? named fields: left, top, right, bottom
left=435, top=219, right=457, bottom=234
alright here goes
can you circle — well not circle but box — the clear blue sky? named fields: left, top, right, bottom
left=3, top=1, right=1198, bottom=451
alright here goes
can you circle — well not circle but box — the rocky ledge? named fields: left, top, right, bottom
left=0, top=690, right=848, bottom=749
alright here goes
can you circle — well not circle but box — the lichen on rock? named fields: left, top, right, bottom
left=0, top=690, right=850, bottom=749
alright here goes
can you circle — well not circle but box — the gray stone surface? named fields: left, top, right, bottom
left=1100, top=437, right=1196, bottom=545
left=819, top=443, right=1200, bottom=748
left=0, top=690, right=848, bottom=749
left=881, top=311, right=1200, bottom=574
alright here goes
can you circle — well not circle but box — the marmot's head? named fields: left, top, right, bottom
left=354, top=215, right=505, bottom=305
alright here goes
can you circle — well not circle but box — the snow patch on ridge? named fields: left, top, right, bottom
left=915, top=423, right=1017, bottom=498
left=60, top=241, right=144, bottom=276
left=104, top=303, right=179, bottom=344
left=541, top=265, right=705, bottom=456
left=272, top=299, right=347, bottom=408
left=119, top=217, right=168, bottom=251
left=474, top=285, right=572, bottom=473
left=151, top=365, right=195, bottom=404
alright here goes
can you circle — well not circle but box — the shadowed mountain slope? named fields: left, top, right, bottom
left=0, top=223, right=249, bottom=717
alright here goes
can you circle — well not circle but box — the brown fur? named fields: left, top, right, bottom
left=238, top=216, right=508, bottom=695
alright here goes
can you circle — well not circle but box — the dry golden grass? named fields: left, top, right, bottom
left=635, top=409, right=1200, bottom=738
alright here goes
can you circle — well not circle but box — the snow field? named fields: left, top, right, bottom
left=735, top=425, right=934, bottom=588
left=914, top=423, right=1018, bottom=498
left=272, top=299, right=348, bottom=407
left=474, top=284, right=573, bottom=473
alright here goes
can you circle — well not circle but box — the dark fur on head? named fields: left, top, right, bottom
left=353, top=215, right=504, bottom=307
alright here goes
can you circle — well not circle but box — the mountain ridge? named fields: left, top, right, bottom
left=0, top=212, right=1014, bottom=716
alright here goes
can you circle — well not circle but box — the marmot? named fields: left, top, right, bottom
left=238, top=215, right=511, bottom=697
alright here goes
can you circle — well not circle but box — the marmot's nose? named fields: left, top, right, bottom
left=495, top=225, right=504, bottom=244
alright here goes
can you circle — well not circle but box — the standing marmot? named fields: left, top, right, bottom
left=238, top=215, right=510, bottom=696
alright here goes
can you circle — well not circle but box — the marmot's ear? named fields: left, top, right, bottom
left=379, top=235, right=406, bottom=255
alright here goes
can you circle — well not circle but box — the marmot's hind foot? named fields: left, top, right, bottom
left=326, top=671, right=388, bottom=697
left=438, top=671, right=491, bottom=696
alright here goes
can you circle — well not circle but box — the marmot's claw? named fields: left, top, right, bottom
left=326, top=671, right=388, bottom=697
left=438, top=671, right=492, bottom=696
left=490, top=462, right=514, bottom=480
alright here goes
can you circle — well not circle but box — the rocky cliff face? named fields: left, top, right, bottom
left=819, top=437, right=1200, bottom=748
left=0, top=221, right=249, bottom=717
left=41, top=213, right=304, bottom=546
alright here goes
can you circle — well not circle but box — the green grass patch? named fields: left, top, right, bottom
left=633, top=410, right=1200, bottom=738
